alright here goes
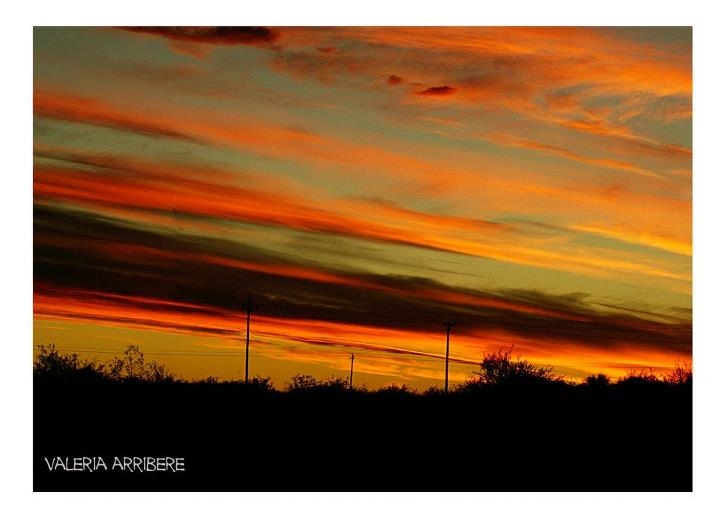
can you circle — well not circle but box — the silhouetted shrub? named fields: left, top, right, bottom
left=248, top=376, right=275, bottom=391
left=584, top=373, right=611, bottom=387
left=452, top=378, right=486, bottom=394
left=617, top=368, right=663, bottom=387
left=349, top=383, right=369, bottom=393
left=470, top=347, right=564, bottom=386
left=664, top=361, right=692, bottom=385
left=34, top=344, right=176, bottom=383
left=285, top=373, right=348, bottom=392
left=325, top=377, right=349, bottom=391
left=285, top=374, right=320, bottom=391
left=423, top=386, right=446, bottom=397
left=34, top=344, right=105, bottom=382
left=106, top=345, right=175, bottom=382
left=376, top=383, right=417, bottom=396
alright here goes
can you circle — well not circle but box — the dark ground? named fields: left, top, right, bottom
left=33, top=378, right=692, bottom=491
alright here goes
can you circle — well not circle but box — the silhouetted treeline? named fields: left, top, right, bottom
left=34, top=345, right=692, bottom=491
left=33, top=344, right=692, bottom=390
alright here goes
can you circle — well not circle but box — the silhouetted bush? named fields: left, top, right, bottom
left=376, top=383, right=417, bottom=396
left=423, top=386, right=446, bottom=397
left=34, top=344, right=175, bottom=383
left=584, top=373, right=611, bottom=387
left=285, top=373, right=348, bottom=392
left=285, top=374, right=320, bottom=390
left=452, top=377, right=485, bottom=394
left=105, top=345, right=175, bottom=382
left=664, top=360, right=692, bottom=385
left=247, top=375, right=275, bottom=391
left=34, top=343, right=691, bottom=396
left=34, top=344, right=106, bottom=382
left=617, top=368, right=662, bottom=387
left=469, top=347, right=564, bottom=387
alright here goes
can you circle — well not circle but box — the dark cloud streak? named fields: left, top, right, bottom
left=417, top=86, right=457, bottom=96
left=122, top=26, right=280, bottom=47
left=34, top=205, right=691, bottom=356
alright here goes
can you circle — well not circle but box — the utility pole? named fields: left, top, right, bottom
left=242, top=295, right=257, bottom=383
left=349, top=353, right=355, bottom=390
left=443, top=322, right=458, bottom=393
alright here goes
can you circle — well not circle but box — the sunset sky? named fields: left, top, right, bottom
left=33, top=26, right=692, bottom=388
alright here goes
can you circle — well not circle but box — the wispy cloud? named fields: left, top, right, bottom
left=34, top=149, right=690, bottom=288
left=486, top=132, right=663, bottom=179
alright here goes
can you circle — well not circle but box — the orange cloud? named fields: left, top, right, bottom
left=34, top=91, right=196, bottom=141
left=570, top=224, right=692, bottom=257
left=34, top=165, right=683, bottom=290
left=273, top=27, right=691, bottom=162
left=486, top=132, right=663, bottom=180
left=33, top=146, right=690, bottom=290
left=34, top=83, right=690, bottom=293
left=34, top=90, right=690, bottom=211
left=327, top=26, right=691, bottom=97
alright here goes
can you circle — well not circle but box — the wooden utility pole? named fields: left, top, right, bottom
left=349, top=353, right=355, bottom=390
left=242, top=295, right=256, bottom=383
left=443, top=322, right=458, bottom=393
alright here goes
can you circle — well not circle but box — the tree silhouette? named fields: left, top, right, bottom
left=664, top=360, right=692, bottom=385
left=106, top=345, right=175, bottom=382
left=285, top=373, right=348, bottom=392
left=584, top=373, right=611, bottom=387
left=617, top=367, right=661, bottom=386
left=34, top=344, right=175, bottom=382
left=471, top=347, right=563, bottom=386
left=34, top=344, right=105, bottom=382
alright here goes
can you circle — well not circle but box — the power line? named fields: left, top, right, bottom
left=34, top=343, right=482, bottom=366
